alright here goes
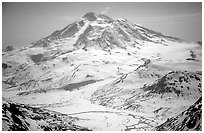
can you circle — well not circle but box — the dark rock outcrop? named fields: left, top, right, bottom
left=2, top=100, right=92, bottom=131
left=155, top=97, right=202, bottom=131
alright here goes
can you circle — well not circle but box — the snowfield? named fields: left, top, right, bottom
left=2, top=12, right=202, bottom=131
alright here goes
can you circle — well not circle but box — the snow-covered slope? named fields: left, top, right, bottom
left=91, top=62, right=201, bottom=121
left=2, top=99, right=92, bottom=131
left=2, top=12, right=202, bottom=131
left=30, top=12, right=183, bottom=51
left=155, top=97, right=202, bottom=131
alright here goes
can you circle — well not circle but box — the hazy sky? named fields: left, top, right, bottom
left=2, top=2, right=202, bottom=48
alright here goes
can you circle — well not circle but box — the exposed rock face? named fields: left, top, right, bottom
left=143, top=71, right=202, bottom=98
left=30, top=54, right=44, bottom=63
left=155, top=97, right=202, bottom=131
left=2, top=12, right=202, bottom=131
left=30, top=12, right=183, bottom=49
left=98, top=14, right=114, bottom=23
left=2, top=100, right=92, bottom=131
left=83, top=12, right=98, bottom=21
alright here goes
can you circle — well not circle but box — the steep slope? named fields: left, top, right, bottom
left=74, top=25, right=93, bottom=49
left=83, top=12, right=98, bottom=21
left=31, top=21, right=84, bottom=47
left=91, top=62, right=201, bottom=120
left=96, top=28, right=126, bottom=50
left=30, top=12, right=183, bottom=50
left=112, top=18, right=182, bottom=44
left=155, top=97, right=202, bottom=131
left=98, top=13, right=114, bottom=23
left=143, top=71, right=202, bottom=99
left=2, top=100, right=92, bottom=131
left=2, top=12, right=202, bottom=131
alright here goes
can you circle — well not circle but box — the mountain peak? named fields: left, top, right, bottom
left=30, top=12, right=184, bottom=48
left=98, top=13, right=114, bottom=22
left=83, top=12, right=98, bottom=21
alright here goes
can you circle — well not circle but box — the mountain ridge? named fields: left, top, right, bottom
left=2, top=11, right=201, bottom=131
left=30, top=12, right=183, bottom=50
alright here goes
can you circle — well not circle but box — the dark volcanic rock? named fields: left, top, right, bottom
left=155, top=97, right=202, bottom=131
left=2, top=100, right=92, bottom=131
left=83, top=12, right=98, bottom=21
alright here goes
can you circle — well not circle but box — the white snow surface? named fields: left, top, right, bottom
left=2, top=14, right=202, bottom=131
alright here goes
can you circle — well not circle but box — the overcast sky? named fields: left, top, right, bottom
left=2, top=2, right=202, bottom=48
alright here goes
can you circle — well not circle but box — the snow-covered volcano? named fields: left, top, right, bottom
left=2, top=12, right=202, bottom=131
left=31, top=12, right=182, bottom=50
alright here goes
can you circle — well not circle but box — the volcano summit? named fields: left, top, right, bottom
left=2, top=12, right=202, bottom=131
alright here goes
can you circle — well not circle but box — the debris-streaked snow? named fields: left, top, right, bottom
left=2, top=12, right=202, bottom=131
